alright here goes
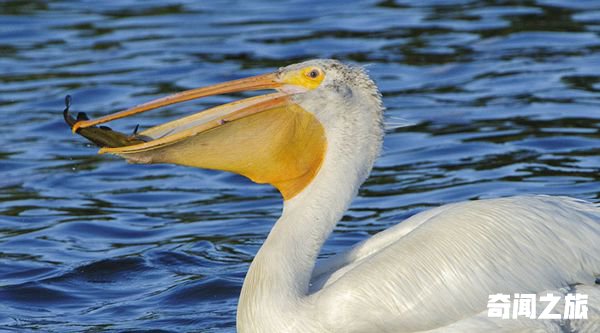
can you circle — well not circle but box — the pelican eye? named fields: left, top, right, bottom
left=307, top=68, right=321, bottom=79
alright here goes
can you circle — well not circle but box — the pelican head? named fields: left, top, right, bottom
left=66, top=59, right=384, bottom=201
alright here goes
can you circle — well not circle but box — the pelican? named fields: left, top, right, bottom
left=66, top=59, right=600, bottom=332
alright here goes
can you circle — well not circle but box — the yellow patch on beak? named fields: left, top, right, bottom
left=280, top=66, right=325, bottom=91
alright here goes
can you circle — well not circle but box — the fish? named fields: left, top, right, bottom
left=63, top=95, right=147, bottom=148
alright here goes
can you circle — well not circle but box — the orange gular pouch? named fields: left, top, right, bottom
left=65, top=94, right=327, bottom=200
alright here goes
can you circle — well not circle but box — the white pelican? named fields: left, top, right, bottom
left=66, top=59, right=600, bottom=332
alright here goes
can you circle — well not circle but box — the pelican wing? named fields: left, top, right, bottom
left=312, top=196, right=600, bottom=332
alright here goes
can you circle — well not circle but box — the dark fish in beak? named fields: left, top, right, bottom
left=63, top=95, right=146, bottom=148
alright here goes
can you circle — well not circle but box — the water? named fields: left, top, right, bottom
left=1, top=0, right=599, bottom=331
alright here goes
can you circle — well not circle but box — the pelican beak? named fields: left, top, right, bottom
left=66, top=70, right=327, bottom=200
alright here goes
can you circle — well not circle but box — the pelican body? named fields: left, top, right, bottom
left=67, top=59, right=600, bottom=332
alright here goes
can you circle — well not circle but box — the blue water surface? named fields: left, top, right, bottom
left=0, top=0, right=599, bottom=332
